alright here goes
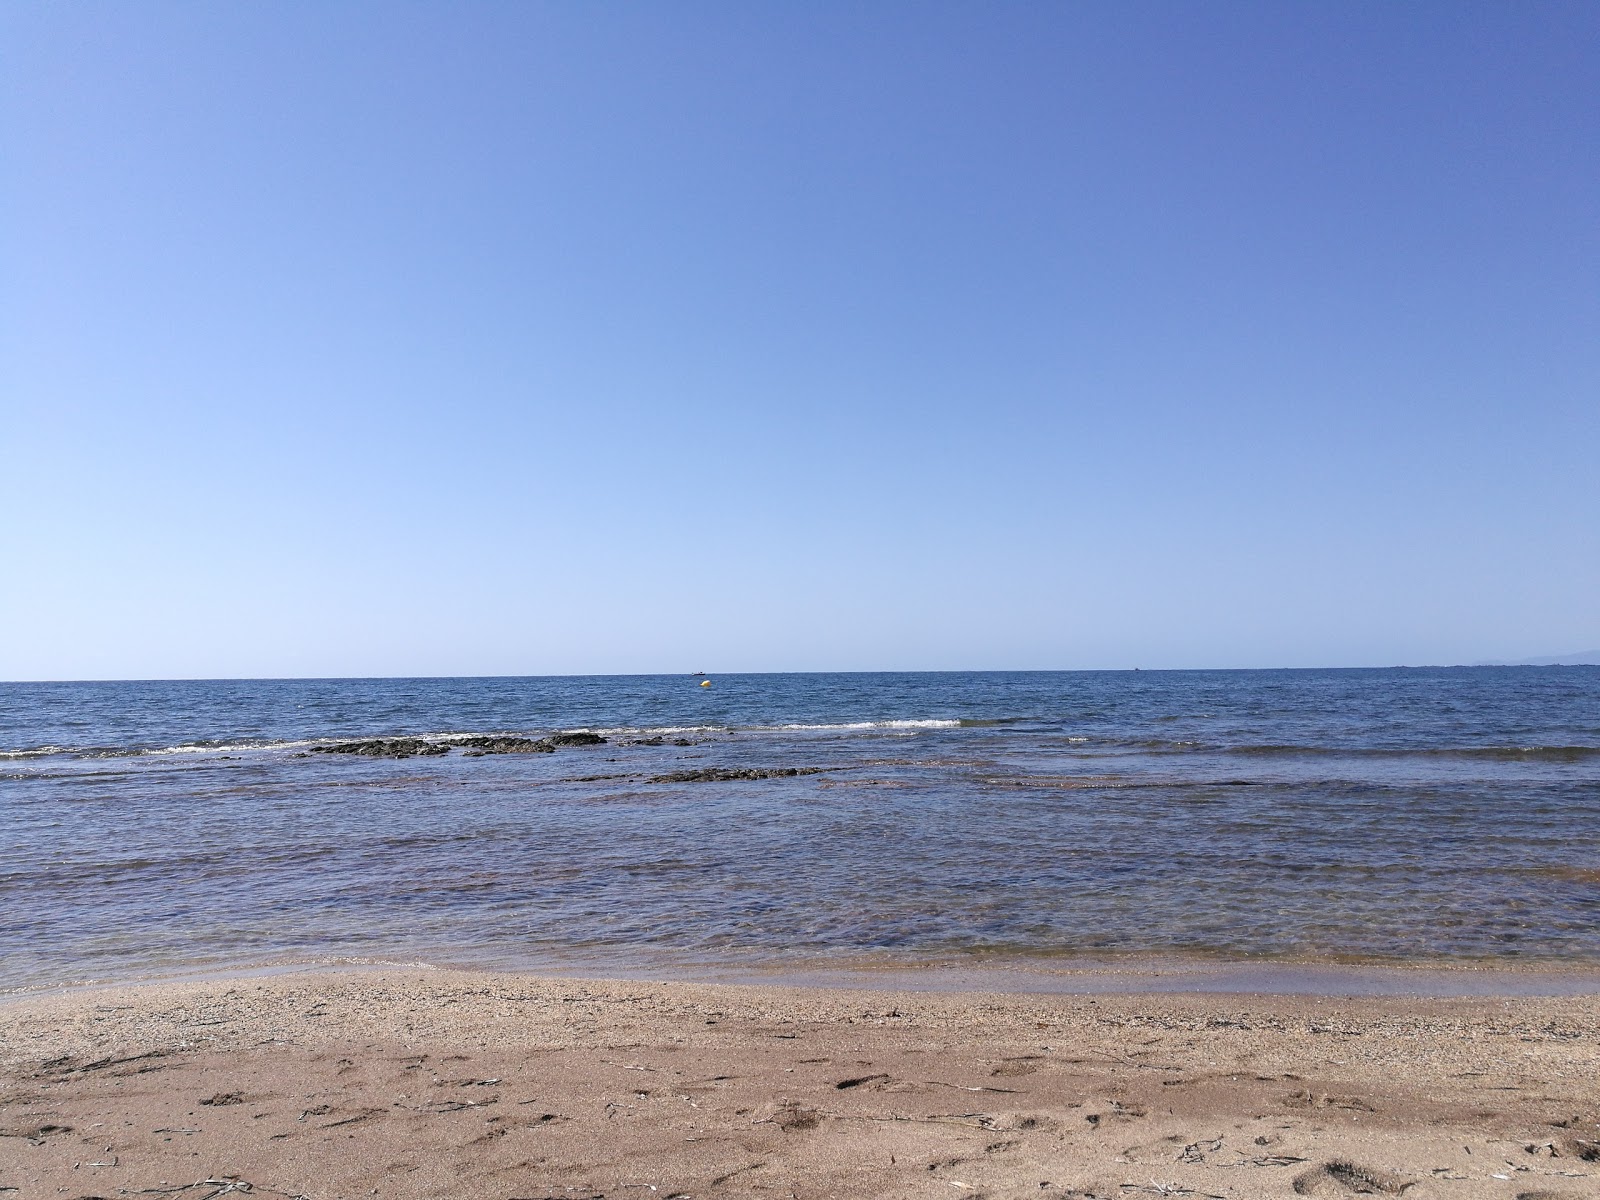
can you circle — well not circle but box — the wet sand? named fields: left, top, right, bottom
left=2, top=967, right=1598, bottom=1199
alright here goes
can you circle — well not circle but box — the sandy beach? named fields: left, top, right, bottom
left=2, top=968, right=1597, bottom=1200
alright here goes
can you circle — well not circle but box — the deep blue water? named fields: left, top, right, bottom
left=3, top=668, right=1598, bottom=989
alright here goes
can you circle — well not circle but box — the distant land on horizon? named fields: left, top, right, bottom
left=1466, top=651, right=1600, bottom=667
left=1508, top=650, right=1600, bottom=666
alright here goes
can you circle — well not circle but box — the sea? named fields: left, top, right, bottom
left=3, top=668, right=1598, bottom=993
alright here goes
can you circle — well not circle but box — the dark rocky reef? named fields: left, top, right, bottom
left=647, top=767, right=827, bottom=783
left=308, top=731, right=606, bottom=759
left=547, top=731, right=607, bottom=747
left=453, top=736, right=556, bottom=756
left=310, top=739, right=450, bottom=759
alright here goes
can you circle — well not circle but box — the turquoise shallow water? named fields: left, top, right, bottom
left=3, top=668, right=1598, bottom=989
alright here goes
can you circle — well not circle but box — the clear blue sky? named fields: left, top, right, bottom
left=4, top=1, right=1596, bottom=679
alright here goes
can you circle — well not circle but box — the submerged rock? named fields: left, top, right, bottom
left=547, top=731, right=607, bottom=747
left=310, top=738, right=449, bottom=759
left=308, top=731, right=604, bottom=759
left=647, top=767, right=827, bottom=783
left=453, top=736, right=555, bottom=755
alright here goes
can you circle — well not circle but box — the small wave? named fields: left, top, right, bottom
left=577, top=725, right=726, bottom=737
left=438, top=725, right=727, bottom=740
left=770, top=719, right=963, bottom=731
left=2, top=738, right=315, bottom=761
left=1531, top=865, right=1600, bottom=884
left=140, top=739, right=318, bottom=757
left=982, top=775, right=1131, bottom=790
left=1102, top=739, right=1600, bottom=762
left=0, top=744, right=71, bottom=760
left=1225, top=743, right=1600, bottom=762
left=87, top=738, right=316, bottom=760
left=1, top=719, right=981, bottom=760
left=1420, top=745, right=1600, bottom=762
left=7, top=729, right=711, bottom=761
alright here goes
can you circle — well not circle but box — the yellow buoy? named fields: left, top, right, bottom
left=700, top=679, right=712, bottom=687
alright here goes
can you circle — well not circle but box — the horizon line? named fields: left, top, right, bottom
left=5, top=660, right=1599, bottom=685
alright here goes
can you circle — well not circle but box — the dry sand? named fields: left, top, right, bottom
left=2, top=967, right=1598, bottom=1199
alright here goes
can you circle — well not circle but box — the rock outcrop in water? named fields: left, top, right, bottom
left=310, top=739, right=450, bottom=759
left=647, top=767, right=827, bottom=783
left=453, top=736, right=556, bottom=755
left=309, top=733, right=604, bottom=758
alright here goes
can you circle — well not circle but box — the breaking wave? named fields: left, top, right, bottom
left=771, top=719, right=964, bottom=731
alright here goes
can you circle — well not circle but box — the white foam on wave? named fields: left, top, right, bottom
left=7, top=739, right=319, bottom=761
left=426, top=725, right=730, bottom=741
left=142, top=739, right=317, bottom=756
left=5, top=719, right=968, bottom=761
left=583, top=725, right=725, bottom=736
left=0, top=745, right=70, bottom=759
left=771, top=719, right=963, bottom=731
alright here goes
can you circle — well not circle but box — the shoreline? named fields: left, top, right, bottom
left=9, top=950, right=1600, bottom=1005
left=3, top=966, right=1597, bottom=1198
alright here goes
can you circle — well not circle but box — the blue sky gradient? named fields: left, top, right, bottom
left=4, top=1, right=1596, bottom=678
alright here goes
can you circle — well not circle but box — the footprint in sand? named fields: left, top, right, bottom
left=1285, top=1088, right=1376, bottom=1113
left=990, top=1056, right=1045, bottom=1077
left=1557, top=1137, right=1600, bottom=1161
left=832, top=1073, right=890, bottom=1090
left=752, top=1100, right=819, bottom=1131
left=3, top=1122, right=72, bottom=1146
left=1083, top=1099, right=1147, bottom=1128
left=977, top=1112, right=1058, bottom=1134
left=1292, top=1160, right=1414, bottom=1195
